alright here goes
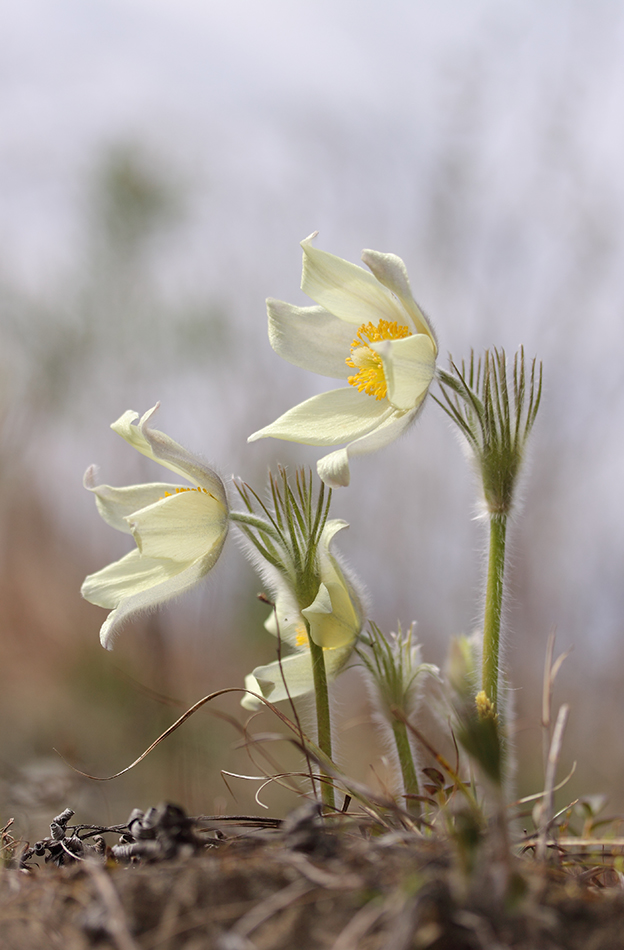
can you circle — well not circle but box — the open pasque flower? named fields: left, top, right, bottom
left=81, top=405, right=229, bottom=649
left=241, top=520, right=364, bottom=710
left=248, top=233, right=438, bottom=487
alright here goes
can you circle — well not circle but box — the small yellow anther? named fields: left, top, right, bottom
left=475, top=690, right=496, bottom=720
left=162, top=486, right=213, bottom=499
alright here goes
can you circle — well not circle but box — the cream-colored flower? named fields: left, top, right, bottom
left=241, top=520, right=363, bottom=710
left=81, top=404, right=229, bottom=649
left=248, top=233, right=437, bottom=487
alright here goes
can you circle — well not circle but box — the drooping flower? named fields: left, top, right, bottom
left=241, top=519, right=364, bottom=710
left=248, top=233, right=438, bottom=487
left=81, top=404, right=229, bottom=649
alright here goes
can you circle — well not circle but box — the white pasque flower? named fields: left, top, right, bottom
left=241, top=520, right=364, bottom=710
left=248, top=233, right=438, bottom=488
left=81, top=404, right=229, bottom=650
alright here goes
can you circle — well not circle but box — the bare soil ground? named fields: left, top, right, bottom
left=2, top=803, right=624, bottom=950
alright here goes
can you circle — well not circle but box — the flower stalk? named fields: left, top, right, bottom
left=481, top=514, right=507, bottom=714
left=234, top=468, right=365, bottom=810
left=436, top=348, right=542, bottom=721
left=307, top=631, right=334, bottom=804
left=357, top=623, right=438, bottom=809
left=391, top=717, right=420, bottom=803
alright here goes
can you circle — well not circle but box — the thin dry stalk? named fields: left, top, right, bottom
left=541, top=630, right=570, bottom=776
left=537, top=702, right=570, bottom=861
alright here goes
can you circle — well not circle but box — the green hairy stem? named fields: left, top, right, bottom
left=391, top=718, right=420, bottom=808
left=481, top=513, right=508, bottom=715
left=307, top=630, right=335, bottom=810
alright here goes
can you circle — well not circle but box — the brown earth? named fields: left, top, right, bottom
left=2, top=803, right=624, bottom=950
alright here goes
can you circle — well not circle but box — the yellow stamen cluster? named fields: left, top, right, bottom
left=346, top=319, right=411, bottom=400
left=163, top=486, right=213, bottom=498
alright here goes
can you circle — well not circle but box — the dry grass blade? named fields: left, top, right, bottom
left=542, top=629, right=571, bottom=772
left=54, top=687, right=314, bottom=783
left=537, top=702, right=570, bottom=861
left=54, top=687, right=248, bottom=780
left=514, top=760, right=577, bottom=807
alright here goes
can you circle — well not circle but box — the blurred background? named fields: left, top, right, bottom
left=2, top=0, right=624, bottom=838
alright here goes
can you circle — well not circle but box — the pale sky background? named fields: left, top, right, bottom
left=2, top=0, right=624, bottom=799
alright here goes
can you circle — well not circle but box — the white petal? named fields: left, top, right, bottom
left=320, top=519, right=350, bottom=546
left=316, top=449, right=351, bottom=488
left=112, top=405, right=228, bottom=502
left=346, top=404, right=422, bottom=458
left=301, top=235, right=410, bottom=327
left=305, top=519, right=362, bottom=647
left=302, top=580, right=360, bottom=649
left=81, top=549, right=182, bottom=609
left=267, top=299, right=354, bottom=379
left=248, top=387, right=392, bottom=447
left=362, top=249, right=437, bottom=346
left=371, top=333, right=436, bottom=410
left=128, top=489, right=228, bottom=562
left=249, top=644, right=355, bottom=704
left=82, top=550, right=217, bottom=650
left=241, top=673, right=263, bottom=711
left=83, top=470, right=184, bottom=535
left=316, top=405, right=422, bottom=487
left=250, top=652, right=314, bottom=702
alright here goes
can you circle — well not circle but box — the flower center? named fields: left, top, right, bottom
left=346, top=319, right=411, bottom=400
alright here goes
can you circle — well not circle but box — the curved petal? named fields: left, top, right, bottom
left=248, top=652, right=313, bottom=703
left=112, top=405, right=227, bottom=502
left=301, top=234, right=410, bottom=327
left=240, top=673, right=264, bottom=711
left=316, top=404, right=422, bottom=487
left=128, top=488, right=228, bottom=562
left=346, top=403, right=423, bottom=458
left=248, top=387, right=392, bottom=447
left=316, top=448, right=351, bottom=488
left=302, top=580, right=360, bottom=649
left=83, top=550, right=218, bottom=650
left=304, top=519, right=363, bottom=647
left=321, top=519, right=349, bottom=544
left=371, top=333, right=436, bottom=411
left=267, top=299, right=354, bottom=379
left=247, top=644, right=353, bottom=704
left=362, top=249, right=437, bottom=346
left=81, top=549, right=183, bottom=610
left=83, top=468, right=184, bottom=535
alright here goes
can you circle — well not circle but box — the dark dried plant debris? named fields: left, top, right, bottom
left=2, top=803, right=624, bottom=949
